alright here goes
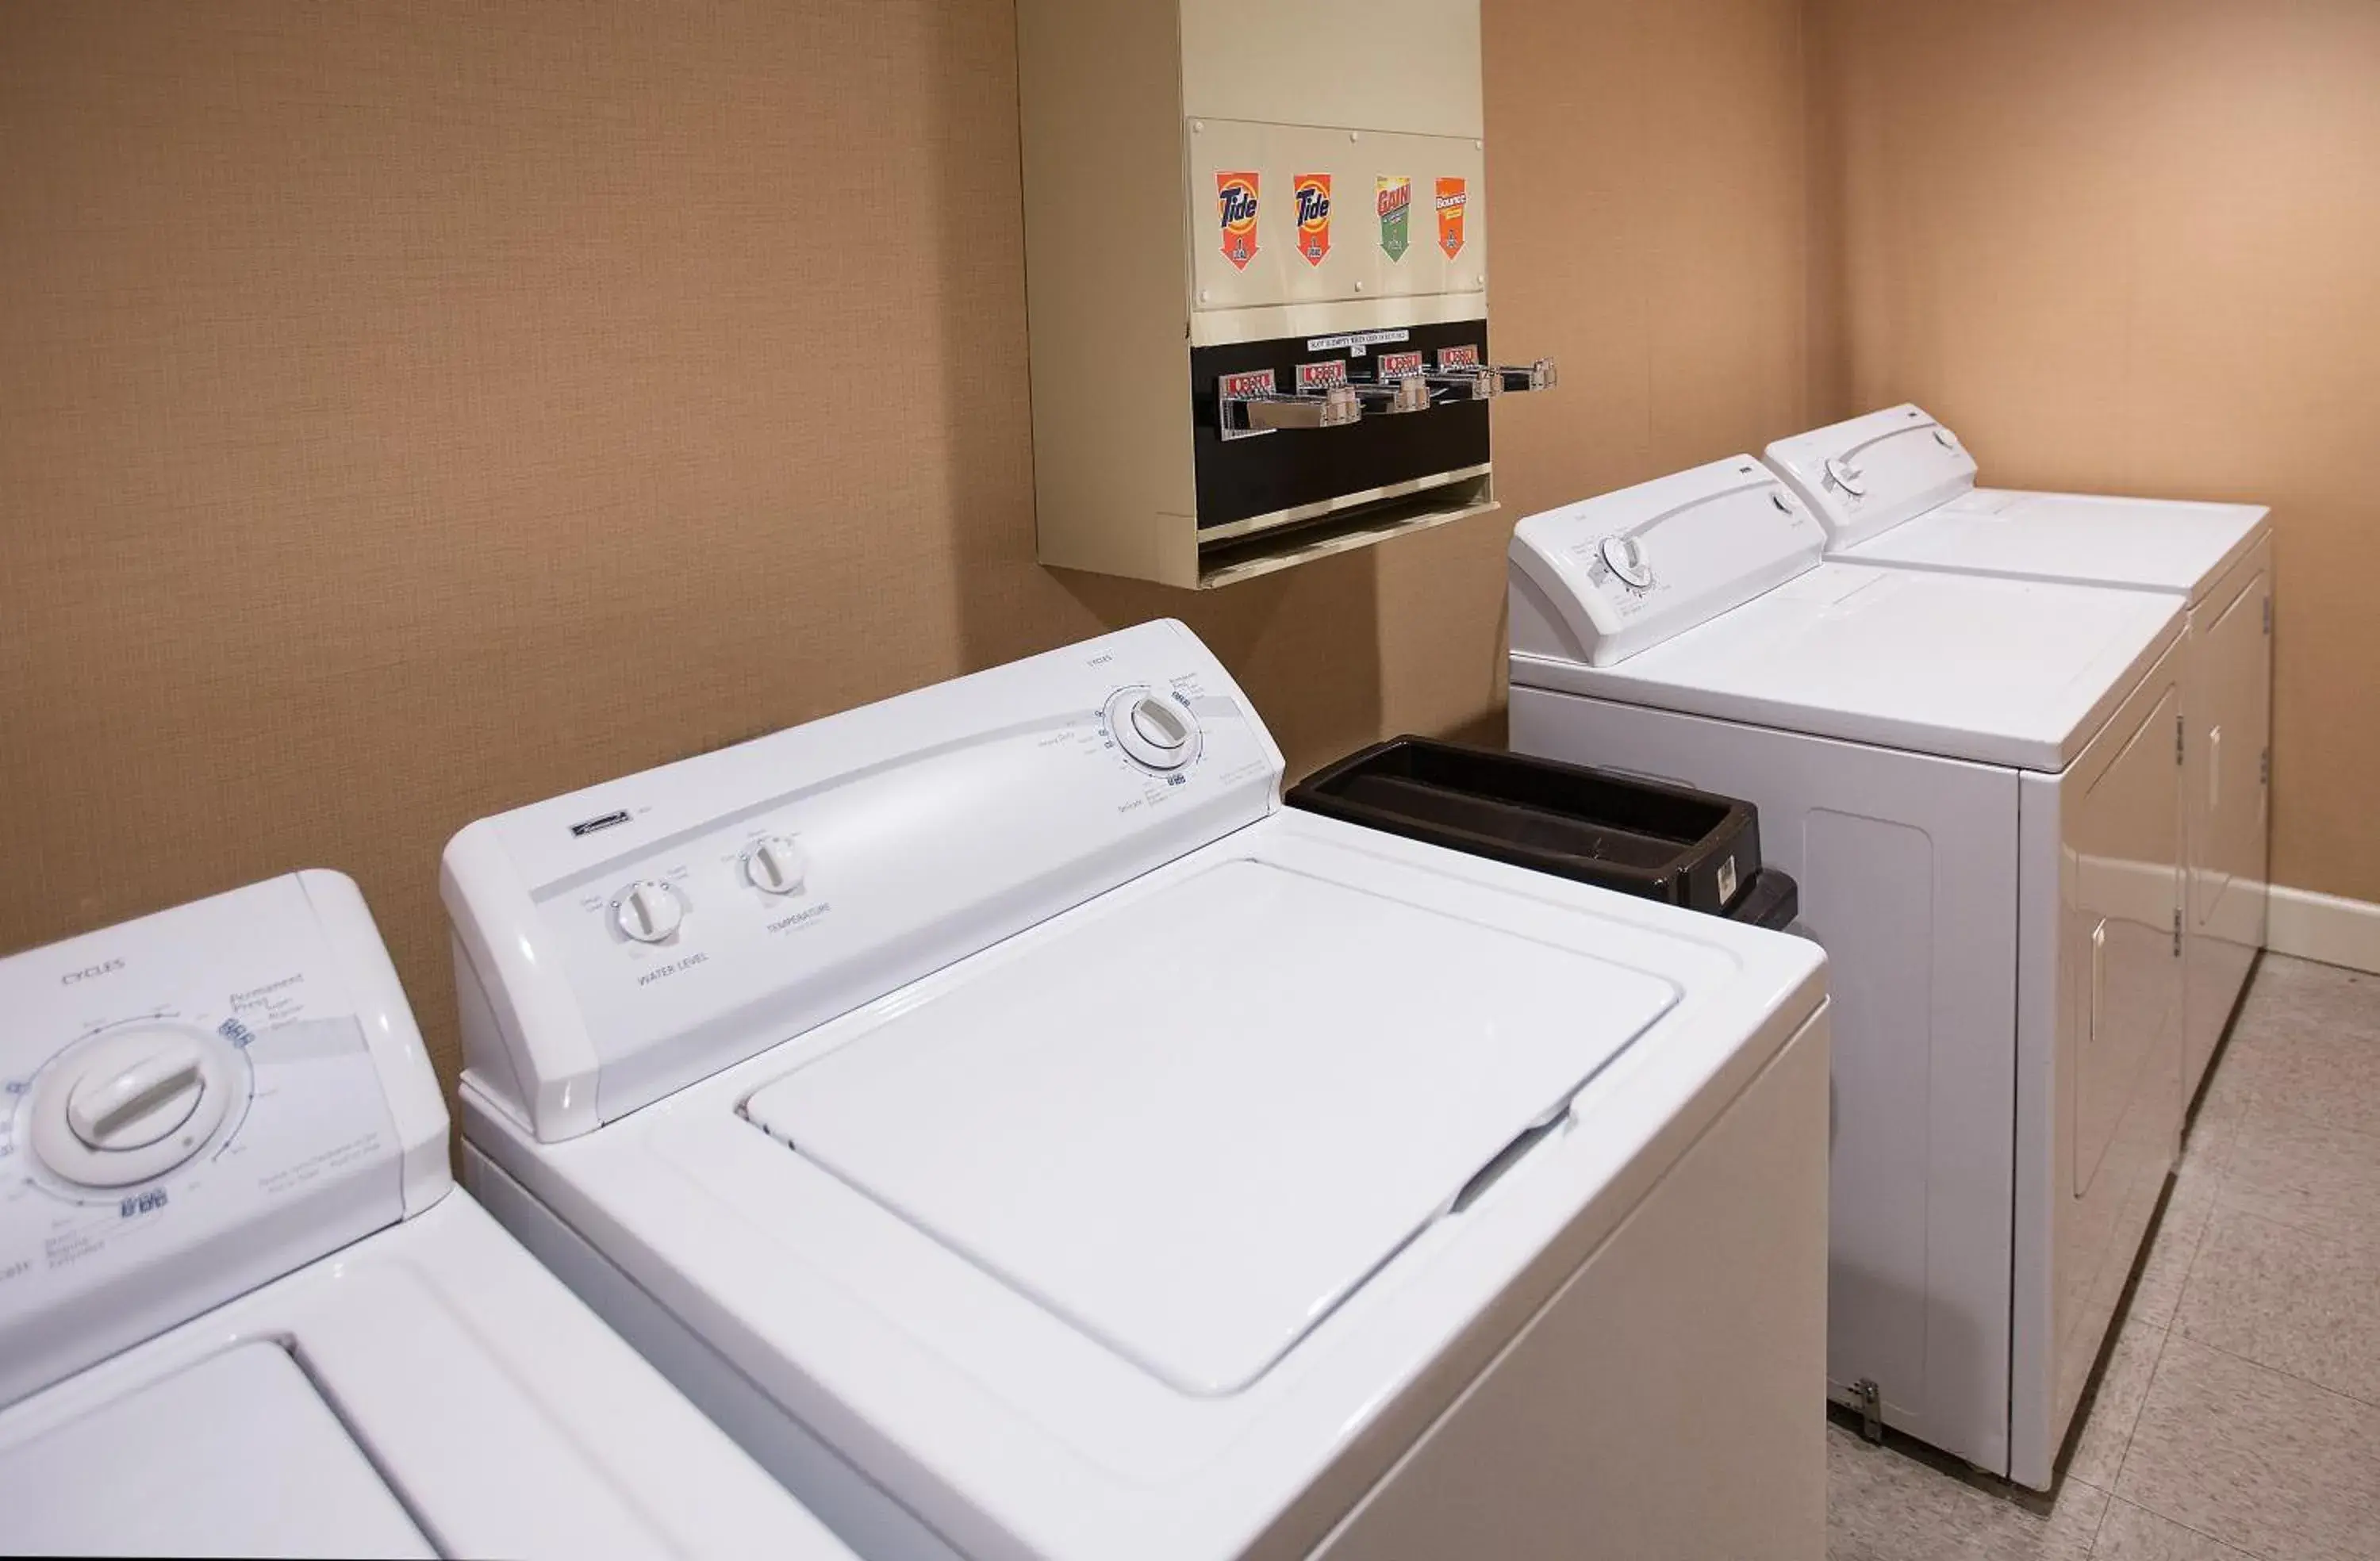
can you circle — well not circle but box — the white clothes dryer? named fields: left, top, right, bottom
left=444, top=619, right=1833, bottom=1561
left=1764, top=405, right=2271, bottom=1093
left=0, top=872, right=850, bottom=1559
left=1508, top=457, right=2188, bottom=1490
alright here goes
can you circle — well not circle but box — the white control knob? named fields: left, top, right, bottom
left=744, top=835, right=808, bottom=896
left=1933, top=427, right=1960, bottom=451
left=613, top=880, right=685, bottom=943
left=1106, top=690, right=1198, bottom=772
left=1600, top=534, right=1653, bottom=589
left=70, top=1045, right=205, bottom=1151
left=1824, top=454, right=1868, bottom=497
left=29, top=1025, right=240, bottom=1189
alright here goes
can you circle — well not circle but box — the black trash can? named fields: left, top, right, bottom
left=1286, top=736, right=1798, bottom=930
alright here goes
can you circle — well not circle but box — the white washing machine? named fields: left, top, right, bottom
left=443, top=619, right=1834, bottom=1560
left=1764, top=405, right=2271, bottom=1095
left=1507, top=458, right=2188, bottom=1490
left=0, top=872, right=851, bottom=1559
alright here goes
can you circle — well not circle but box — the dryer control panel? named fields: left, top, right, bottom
left=1763, top=402, right=1979, bottom=552
left=445, top=619, right=1288, bottom=1141
left=1508, top=456, right=1828, bottom=667
left=0, top=872, right=445, bottom=1408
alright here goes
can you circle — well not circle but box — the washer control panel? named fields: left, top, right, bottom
left=447, top=619, right=1287, bottom=1134
left=0, top=875, right=412, bottom=1404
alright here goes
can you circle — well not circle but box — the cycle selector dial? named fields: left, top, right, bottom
left=27, top=1024, right=241, bottom=1188
left=1106, top=689, right=1199, bottom=772
left=743, top=835, right=808, bottom=896
left=613, top=880, right=685, bottom=943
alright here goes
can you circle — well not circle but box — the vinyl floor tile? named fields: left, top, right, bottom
left=2067, top=1317, right=2170, bottom=1491
left=1827, top=1428, right=2106, bottom=1560
left=2089, top=1498, right=2259, bottom=1559
left=2114, top=1337, right=2380, bottom=1561
left=2174, top=1206, right=2380, bottom=1407
left=2220, top=1102, right=2380, bottom=1241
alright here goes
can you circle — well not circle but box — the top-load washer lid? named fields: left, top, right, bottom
left=1764, top=403, right=1979, bottom=551
left=0, top=1342, right=432, bottom=1558
left=743, top=855, right=1677, bottom=1397
left=1841, top=488, right=2272, bottom=604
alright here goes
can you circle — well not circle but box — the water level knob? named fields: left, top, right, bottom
left=613, top=880, right=685, bottom=943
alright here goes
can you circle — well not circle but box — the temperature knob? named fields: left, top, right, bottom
left=1106, top=690, right=1198, bottom=772
left=1599, top=535, right=1653, bottom=589
left=28, top=1025, right=240, bottom=1189
left=1933, top=427, right=1961, bottom=452
left=743, top=835, right=808, bottom=896
left=613, top=880, right=685, bottom=943
left=1823, top=454, right=1868, bottom=497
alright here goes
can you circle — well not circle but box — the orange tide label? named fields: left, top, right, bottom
left=1435, top=176, right=1468, bottom=259
left=1217, top=171, right=1260, bottom=270
left=1293, top=172, right=1332, bottom=266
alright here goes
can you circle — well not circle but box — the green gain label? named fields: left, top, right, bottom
left=1376, top=175, right=1411, bottom=262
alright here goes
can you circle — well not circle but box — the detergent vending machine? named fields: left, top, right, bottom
left=1018, top=0, right=1554, bottom=587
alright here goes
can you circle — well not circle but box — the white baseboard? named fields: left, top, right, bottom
left=2267, top=885, right=2380, bottom=976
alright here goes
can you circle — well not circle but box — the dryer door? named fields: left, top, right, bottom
left=2071, top=683, right=2184, bottom=1206
left=2013, top=639, right=2185, bottom=1487
left=2186, top=540, right=2272, bottom=1090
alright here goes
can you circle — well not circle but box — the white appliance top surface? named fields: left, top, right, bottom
left=470, top=811, right=1828, bottom=1561
left=743, top=855, right=1677, bottom=1397
left=0, top=1190, right=852, bottom=1559
left=1511, top=562, right=2183, bottom=771
left=0, top=1342, right=432, bottom=1558
left=1844, top=488, right=2271, bottom=601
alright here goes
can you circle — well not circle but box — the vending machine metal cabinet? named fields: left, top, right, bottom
left=1018, top=0, right=1554, bottom=589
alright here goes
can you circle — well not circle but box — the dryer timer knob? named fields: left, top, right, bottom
left=1600, top=535, right=1654, bottom=589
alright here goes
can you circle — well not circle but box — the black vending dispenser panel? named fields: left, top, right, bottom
left=1190, top=319, right=1493, bottom=531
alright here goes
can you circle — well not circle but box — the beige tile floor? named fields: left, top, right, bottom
left=1829, top=953, right=2380, bottom=1560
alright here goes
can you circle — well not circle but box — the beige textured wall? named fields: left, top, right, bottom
left=1806, top=0, right=2380, bottom=901
left=0, top=2, right=1810, bottom=1087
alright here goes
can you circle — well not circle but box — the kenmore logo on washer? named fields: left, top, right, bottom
left=570, top=810, right=633, bottom=838
left=61, top=958, right=125, bottom=986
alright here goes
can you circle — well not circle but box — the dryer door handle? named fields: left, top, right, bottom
left=2089, top=919, right=2108, bottom=1045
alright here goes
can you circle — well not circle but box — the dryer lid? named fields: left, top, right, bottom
left=741, top=856, right=1678, bottom=1397
left=0, top=1342, right=432, bottom=1556
left=1511, top=562, right=2185, bottom=771
left=1764, top=404, right=1978, bottom=551
left=1848, top=489, right=2271, bottom=602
